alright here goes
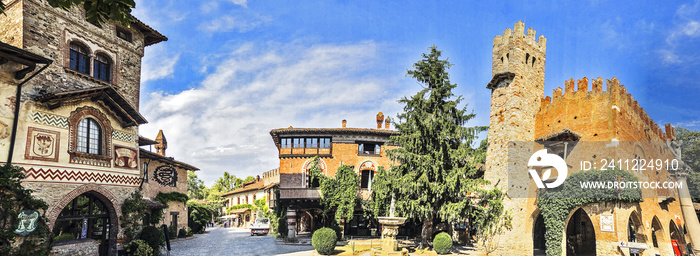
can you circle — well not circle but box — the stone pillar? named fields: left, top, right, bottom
left=674, top=170, right=700, bottom=253
left=286, top=209, right=297, bottom=238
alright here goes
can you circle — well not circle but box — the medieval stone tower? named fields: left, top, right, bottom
left=485, top=20, right=546, bottom=186
left=484, top=21, right=546, bottom=254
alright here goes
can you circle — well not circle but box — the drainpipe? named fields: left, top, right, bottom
left=7, top=62, right=51, bottom=164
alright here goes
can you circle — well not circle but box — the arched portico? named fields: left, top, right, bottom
left=47, top=184, right=120, bottom=256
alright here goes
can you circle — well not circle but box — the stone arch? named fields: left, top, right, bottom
left=301, top=158, right=327, bottom=188
left=357, top=160, right=378, bottom=189
left=46, top=183, right=120, bottom=255
left=564, top=207, right=596, bottom=256
left=627, top=210, right=646, bottom=244
left=67, top=106, right=114, bottom=167
left=651, top=216, right=664, bottom=248
left=531, top=208, right=546, bottom=254
left=669, top=220, right=685, bottom=253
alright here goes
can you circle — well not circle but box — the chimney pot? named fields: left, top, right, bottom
left=376, top=112, right=384, bottom=129
left=342, top=119, right=347, bottom=128
left=385, top=117, right=390, bottom=129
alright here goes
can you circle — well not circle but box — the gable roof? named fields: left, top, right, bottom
left=139, top=148, right=200, bottom=171
left=221, top=180, right=265, bottom=197
left=36, top=86, right=147, bottom=127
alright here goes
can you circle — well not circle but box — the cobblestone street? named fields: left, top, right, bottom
left=161, top=226, right=314, bottom=256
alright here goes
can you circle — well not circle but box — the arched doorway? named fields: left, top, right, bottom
left=52, top=192, right=115, bottom=256
left=669, top=221, right=685, bottom=256
left=566, top=208, right=596, bottom=256
left=533, top=213, right=546, bottom=256
left=627, top=211, right=646, bottom=256
left=651, top=216, right=664, bottom=249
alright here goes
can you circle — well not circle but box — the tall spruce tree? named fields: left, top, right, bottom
left=373, top=46, right=503, bottom=244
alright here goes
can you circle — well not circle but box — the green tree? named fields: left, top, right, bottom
left=372, top=46, right=499, bottom=245
left=1, top=0, right=134, bottom=26
left=187, top=171, right=207, bottom=200
left=119, top=190, right=148, bottom=243
left=214, top=172, right=237, bottom=192
left=244, top=176, right=256, bottom=183
left=676, top=127, right=700, bottom=202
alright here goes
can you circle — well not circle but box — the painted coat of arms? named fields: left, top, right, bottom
left=25, top=127, right=60, bottom=162
left=14, top=210, right=40, bottom=236
left=114, top=146, right=138, bottom=169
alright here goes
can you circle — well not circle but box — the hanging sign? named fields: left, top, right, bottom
left=81, top=218, right=88, bottom=239
left=14, top=210, right=40, bottom=236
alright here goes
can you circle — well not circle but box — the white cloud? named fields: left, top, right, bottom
left=660, top=1, right=700, bottom=64
left=199, top=14, right=271, bottom=33
left=140, top=41, right=406, bottom=185
left=230, top=0, right=248, bottom=8
left=141, top=45, right=180, bottom=82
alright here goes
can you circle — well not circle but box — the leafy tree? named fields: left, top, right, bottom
left=187, top=200, right=215, bottom=234
left=243, top=176, right=256, bottom=184
left=187, top=171, right=207, bottom=200
left=213, top=172, right=237, bottom=192
left=371, top=46, right=498, bottom=245
left=1, top=0, right=134, bottom=26
left=676, top=127, right=700, bottom=202
left=119, top=190, right=148, bottom=243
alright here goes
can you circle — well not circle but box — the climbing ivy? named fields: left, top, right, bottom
left=0, top=164, right=52, bottom=256
left=154, top=192, right=189, bottom=205
left=537, top=168, right=642, bottom=256
left=226, top=204, right=257, bottom=214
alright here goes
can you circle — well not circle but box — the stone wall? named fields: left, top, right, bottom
left=0, top=0, right=24, bottom=47
left=140, top=157, right=190, bottom=230
left=11, top=0, right=147, bottom=108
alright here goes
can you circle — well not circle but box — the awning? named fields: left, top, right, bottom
left=218, top=215, right=239, bottom=219
left=36, top=86, right=147, bottom=127
left=229, top=208, right=250, bottom=214
left=144, top=198, right=167, bottom=209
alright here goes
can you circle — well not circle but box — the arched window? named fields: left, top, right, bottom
left=69, top=42, right=90, bottom=74
left=77, top=118, right=102, bottom=155
left=93, top=53, right=111, bottom=82
left=53, top=193, right=110, bottom=246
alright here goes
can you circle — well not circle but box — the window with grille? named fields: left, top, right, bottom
left=77, top=118, right=101, bottom=155
left=69, top=42, right=90, bottom=74
left=93, top=54, right=111, bottom=82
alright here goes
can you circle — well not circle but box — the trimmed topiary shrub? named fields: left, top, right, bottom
left=139, top=226, right=164, bottom=254
left=433, top=232, right=453, bottom=255
left=178, top=228, right=187, bottom=238
left=312, top=227, right=337, bottom=255
left=126, top=239, right=153, bottom=256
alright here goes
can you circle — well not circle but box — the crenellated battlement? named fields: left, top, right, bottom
left=493, top=21, right=547, bottom=51
left=539, top=76, right=674, bottom=141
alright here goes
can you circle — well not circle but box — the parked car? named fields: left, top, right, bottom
left=250, top=218, right=270, bottom=236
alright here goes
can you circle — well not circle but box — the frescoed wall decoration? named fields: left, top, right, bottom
left=24, top=127, right=60, bottom=162
left=154, top=165, right=178, bottom=187
left=114, top=146, right=138, bottom=169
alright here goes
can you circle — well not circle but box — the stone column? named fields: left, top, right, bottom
left=674, top=170, right=700, bottom=253
left=286, top=209, right=297, bottom=238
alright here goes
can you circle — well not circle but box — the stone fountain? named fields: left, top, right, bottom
left=371, top=195, right=409, bottom=256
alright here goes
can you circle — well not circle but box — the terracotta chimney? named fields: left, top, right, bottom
left=376, top=112, right=384, bottom=129
left=155, top=130, right=168, bottom=156
left=342, top=119, right=347, bottom=128
left=385, top=117, right=390, bottom=129
left=256, top=175, right=260, bottom=182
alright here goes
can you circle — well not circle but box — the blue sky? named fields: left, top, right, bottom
left=133, top=0, right=700, bottom=186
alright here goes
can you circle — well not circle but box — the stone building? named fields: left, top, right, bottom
left=139, top=130, right=198, bottom=235
left=270, top=113, right=398, bottom=237
left=0, top=0, right=167, bottom=255
left=221, top=176, right=266, bottom=227
left=485, top=21, right=698, bottom=256
left=219, top=168, right=279, bottom=227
